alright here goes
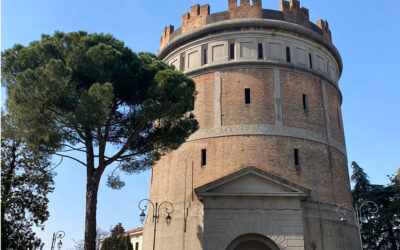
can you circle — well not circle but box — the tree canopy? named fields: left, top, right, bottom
left=351, top=161, right=400, bottom=249
left=1, top=114, right=55, bottom=249
left=2, top=31, right=198, bottom=250
left=100, top=223, right=132, bottom=250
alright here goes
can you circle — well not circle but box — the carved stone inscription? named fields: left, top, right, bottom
left=205, top=124, right=275, bottom=137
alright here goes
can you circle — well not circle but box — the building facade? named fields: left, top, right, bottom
left=143, top=1, right=360, bottom=249
left=99, top=227, right=143, bottom=250
left=125, top=227, right=143, bottom=250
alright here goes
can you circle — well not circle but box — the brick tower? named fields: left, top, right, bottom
left=143, top=1, right=360, bottom=249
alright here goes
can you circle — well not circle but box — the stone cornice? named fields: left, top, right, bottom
left=158, top=18, right=343, bottom=77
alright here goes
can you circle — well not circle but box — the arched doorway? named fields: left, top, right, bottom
left=226, top=234, right=279, bottom=250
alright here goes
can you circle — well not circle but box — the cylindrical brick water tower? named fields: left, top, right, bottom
left=143, top=1, right=360, bottom=249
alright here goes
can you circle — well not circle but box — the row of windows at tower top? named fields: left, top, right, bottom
left=200, top=148, right=301, bottom=168
left=198, top=44, right=314, bottom=68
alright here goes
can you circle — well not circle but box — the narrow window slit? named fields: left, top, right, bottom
left=286, top=46, right=291, bottom=62
left=203, top=48, right=208, bottom=65
left=230, top=43, right=235, bottom=59
left=294, top=148, right=299, bottom=166
left=258, top=43, right=263, bottom=59
left=245, top=88, right=251, bottom=104
left=309, top=53, right=313, bottom=69
left=201, top=149, right=207, bottom=166
left=302, top=94, right=308, bottom=112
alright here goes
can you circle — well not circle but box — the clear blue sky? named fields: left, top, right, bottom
left=2, top=0, right=399, bottom=249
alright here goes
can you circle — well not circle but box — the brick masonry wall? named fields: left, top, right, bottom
left=150, top=135, right=349, bottom=206
left=280, top=70, right=326, bottom=134
left=149, top=67, right=349, bottom=204
left=325, top=82, right=345, bottom=144
left=219, top=69, right=276, bottom=126
left=192, top=73, right=215, bottom=129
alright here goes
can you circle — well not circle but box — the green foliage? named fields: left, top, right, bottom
left=110, top=223, right=125, bottom=236
left=100, top=235, right=133, bottom=250
left=1, top=113, right=55, bottom=250
left=351, top=162, right=400, bottom=249
left=2, top=31, right=198, bottom=249
left=351, top=161, right=372, bottom=203
left=2, top=31, right=198, bottom=185
left=100, top=223, right=132, bottom=250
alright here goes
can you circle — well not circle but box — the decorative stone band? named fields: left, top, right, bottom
left=158, top=18, right=342, bottom=77
left=186, top=124, right=347, bottom=156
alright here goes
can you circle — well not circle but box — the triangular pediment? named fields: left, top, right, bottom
left=195, top=166, right=310, bottom=198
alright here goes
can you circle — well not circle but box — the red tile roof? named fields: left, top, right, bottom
left=124, top=227, right=143, bottom=235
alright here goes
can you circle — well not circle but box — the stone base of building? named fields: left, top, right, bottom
left=142, top=167, right=360, bottom=250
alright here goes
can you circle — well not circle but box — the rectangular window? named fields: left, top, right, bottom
left=203, top=48, right=208, bottom=65
left=337, top=109, right=341, bottom=129
left=201, top=149, right=206, bottom=166
left=245, top=88, right=251, bottom=104
left=258, top=43, right=263, bottom=59
left=302, top=94, right=308, bottom=111
left=135, top=242, right=139, bottom=250
left=286, top=46, right=291, bottom=62
left=309, top=53, right=313, bottom=69
left=230, top=43, right=235, bottom=59
left=294, top=148, right=299, bottom=166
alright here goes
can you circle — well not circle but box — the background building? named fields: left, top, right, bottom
left=125, top=227, right=143, bottom=250
left=98, top=226, right=143, bottom=250
left=144, top=0, right=359, bottom=249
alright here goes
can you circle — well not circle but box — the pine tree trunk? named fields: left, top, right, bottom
left=84, top=139, right=101, bottom=250
left=84, top=173, right=100, bottom=250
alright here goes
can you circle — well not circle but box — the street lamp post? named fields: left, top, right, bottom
left=50, top=231, right=65, bottom=250
left=337, top=201, right=379, bottom=250
left=138, top=199, right=174, bottom=250
left=355, top=201, right=379, bottom=248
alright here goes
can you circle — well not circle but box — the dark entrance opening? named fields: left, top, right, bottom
left=227, top=233, right=279, bottom=250
left=235, top=240, right=271, bottom=250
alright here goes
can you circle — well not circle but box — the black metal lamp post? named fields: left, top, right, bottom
left=57, top=239, right=63, bottom=250
left=50, top=231, right=65, bottom=250
left=138, top=199, right=174, bottom=250
left=337, top=201, right=379, bottom=249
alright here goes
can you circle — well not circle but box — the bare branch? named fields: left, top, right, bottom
left=103, top=122, right=146, bottom=167
left=113, top=145, right=163, bottom=162
left=59, top=144, right=86, bottom=152
left=47, top=156, right=64, bottom=171
left=54, top=153, right=87, bottom=167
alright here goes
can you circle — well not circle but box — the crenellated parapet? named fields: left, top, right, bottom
left=159, top=0, right=334, bottom=51
left=181, top=4, right=210, bottom=33
left=280, top=0, right=310, bottom=28
left=317, top=19, right=332, bottom=42
left=228, top=0, right=262, bottom=19
left=159, top=25, right=174, bottom=52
